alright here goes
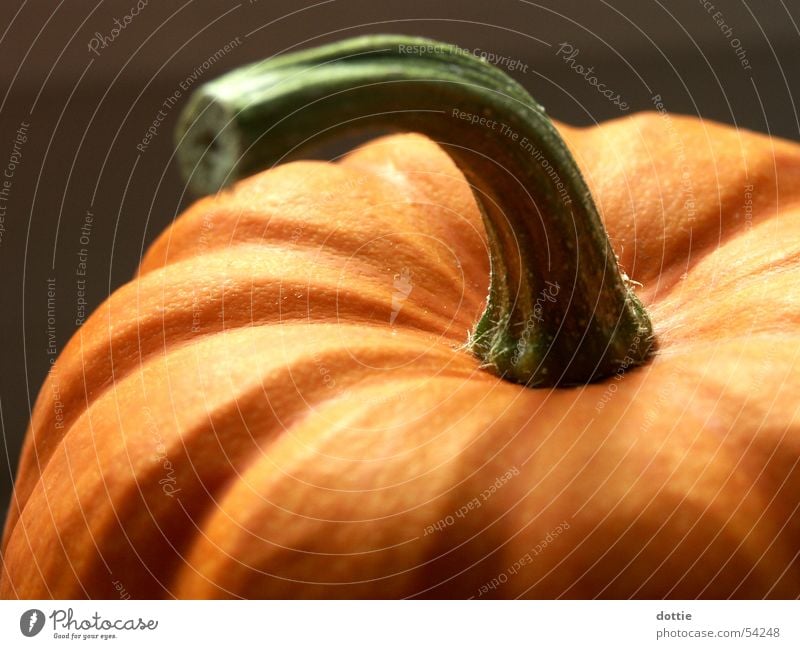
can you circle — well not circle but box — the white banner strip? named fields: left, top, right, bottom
left=0, top=600, right=796, bottom=647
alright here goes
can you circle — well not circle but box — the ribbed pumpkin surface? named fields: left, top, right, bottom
left=3, top=115, right=800, bottom=598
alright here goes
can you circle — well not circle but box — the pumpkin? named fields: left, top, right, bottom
left=2, top=35, right=800, bottom=599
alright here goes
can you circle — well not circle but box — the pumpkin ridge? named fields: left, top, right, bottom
left=645, top=225, right=800, bottom=344
left=139, top=217, right=486, bottom=299
left=564, top=112, right=800, bottom=294
left=141, top=235, right=486, bottom=334
left=2, top=322, right=485, bottom=566
left=7, top=242, right=484, bottom=532
left=166, top=382, right=496, bottom=599
left=171, top=380, right=528, bottom=597
left=2, top=325, right=487, bottom=597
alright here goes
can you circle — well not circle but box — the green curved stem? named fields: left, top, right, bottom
left=175, top=35, right=654, bottom=387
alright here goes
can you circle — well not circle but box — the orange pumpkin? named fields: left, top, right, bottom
left=2, top=36, right=800, bottom=598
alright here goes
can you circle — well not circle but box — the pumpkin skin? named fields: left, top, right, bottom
left=2, top=112, right=800, bottom=599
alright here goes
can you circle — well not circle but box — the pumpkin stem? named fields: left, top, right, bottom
left=175, top=35, right=654, bottom=387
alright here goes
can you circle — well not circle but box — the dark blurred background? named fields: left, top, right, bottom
left=2, top=0, right=800, bottom=528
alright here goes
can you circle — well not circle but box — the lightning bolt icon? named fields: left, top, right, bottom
left=28, top=611, right=37, bottom=632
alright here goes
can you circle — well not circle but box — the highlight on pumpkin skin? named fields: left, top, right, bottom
left=174, top=34, right=654, bottom=389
